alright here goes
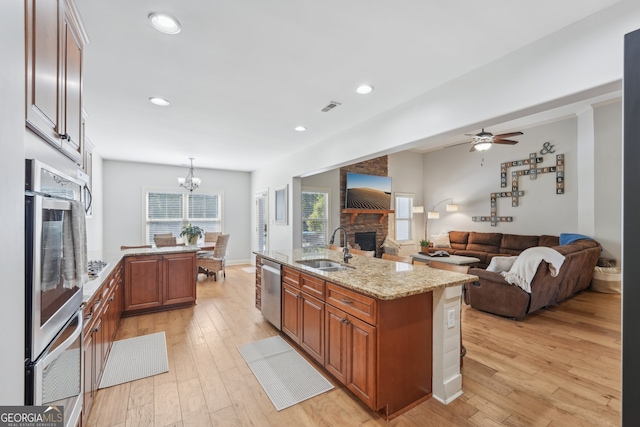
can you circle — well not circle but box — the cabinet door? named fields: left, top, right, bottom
left=124, top=256, right=163, bottom=312
left=346, top=314, right=376, bottom=409
left=163, top=253, right=196, bottom=306
left=282, top=283, right=301, bottom=343
left=82, top=324, right=95, bottom=425
left=300, top=293, right=324, bottom=365
left=325, top=304, right=348, bottom=384
left=60, top=4, right=83, bottom=163
left=25, top=0, right=61, bottom=144
left=92, top=316, right=105, bottom=390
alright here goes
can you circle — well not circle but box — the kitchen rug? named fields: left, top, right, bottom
left=238, top=336, right=334, bottom=411
left=99, top=332, right=168, bottom=388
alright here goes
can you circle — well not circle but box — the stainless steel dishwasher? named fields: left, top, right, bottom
left=261, top=259, right=282, bottom=330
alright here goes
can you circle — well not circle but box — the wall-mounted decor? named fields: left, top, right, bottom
left=344, top=172, right=392, bottom=209
left=473, top=149, right=564, bottom=226
left=274, top=185, right=288, bottom=225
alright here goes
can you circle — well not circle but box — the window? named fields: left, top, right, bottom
left=146, top=190, right=222, bottom=244
left=395, top=193, right=414, bottom=242
left=302, top=189, right=329, bottom=247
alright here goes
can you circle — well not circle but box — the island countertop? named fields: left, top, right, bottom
left=83, top=245, right=200, bottom=304
left=254, top=248, right=478, bottom=300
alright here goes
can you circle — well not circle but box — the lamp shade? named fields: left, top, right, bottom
left=413, top=206, right=424, bottom=214
left=446, top=204, right=459, bottom=212
left=427, top=211, right=440, bottom=219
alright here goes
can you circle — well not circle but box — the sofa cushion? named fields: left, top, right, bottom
left=539, top=235, right=560, bottom=247
left=454, top=250, right=490, bottom=264
left=500, top=234, right=540, bottom=255
left=467, top=232, right=502, bottom=253
left=448, top=231, right=469, bottom=249
left=431, top=234, right=451, bottom=248
left=486, top=256, right=518, bottom=273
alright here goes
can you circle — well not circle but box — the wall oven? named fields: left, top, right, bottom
left=25, top=159, right=86, bottom=427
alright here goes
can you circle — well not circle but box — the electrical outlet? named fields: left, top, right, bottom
left=447, top=309, right=455, bottom=328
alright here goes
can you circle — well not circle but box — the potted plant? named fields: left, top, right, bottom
left=419, top=239, right=431, bottom=254
left=180, top=223, right=204, bottom=245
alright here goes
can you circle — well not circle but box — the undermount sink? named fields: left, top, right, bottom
left=295, top=259, right=355, bottom=272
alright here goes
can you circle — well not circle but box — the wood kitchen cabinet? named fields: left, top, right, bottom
left=82, top=261, right=123, bottom=426
left=25, top=0, right=88, bottom=165
left=281, top=268, right=326, bottom=365
left=262, top=258, right=434, bottom=419
left=123, top=252, right=196, bottom=315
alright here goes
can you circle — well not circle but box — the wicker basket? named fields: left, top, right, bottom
left=591, top=266, right=621, bottom=294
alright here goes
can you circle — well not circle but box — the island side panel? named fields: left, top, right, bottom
left=431, top=285, right=463, bottom=404
left=376, top=291, right=433, bottom=418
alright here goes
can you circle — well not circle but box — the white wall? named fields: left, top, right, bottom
left=103, top=160, right=252, bottom=263
left=388, top=151, right=425, bottom=253
left=0, top=0, right=26, bottom=403
left=250, top=1, right=640, bottom=252
left=594, top=101, right=623, bottom=263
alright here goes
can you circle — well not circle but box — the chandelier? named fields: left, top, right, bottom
left=177, top=158, right=201, bottom=192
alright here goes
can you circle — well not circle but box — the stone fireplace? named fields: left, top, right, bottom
left=339, top=156, right=389, bottom=256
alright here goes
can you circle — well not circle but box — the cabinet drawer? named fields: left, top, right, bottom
left=326, top=283, right=376, bottom=325
left=301, top=273, right=325, bottom=300
left=282, top=266, right=301, bottom=288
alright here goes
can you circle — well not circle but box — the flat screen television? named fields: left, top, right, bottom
left=345, top=172, right=392, bottom=209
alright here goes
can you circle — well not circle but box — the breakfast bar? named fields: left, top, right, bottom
left=254, top=247, right=478, bottom=419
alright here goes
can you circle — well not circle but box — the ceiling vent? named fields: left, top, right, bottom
left=321, top=101, right=341, bottom=112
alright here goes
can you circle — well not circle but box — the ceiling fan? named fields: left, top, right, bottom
left=465, top=128, right=523, bottom=152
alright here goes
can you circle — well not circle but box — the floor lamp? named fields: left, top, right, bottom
left=426, top=198, right=458, bottom=240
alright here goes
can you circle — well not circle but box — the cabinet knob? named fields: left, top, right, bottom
left=109, top=297, right=115, bottom=302
left=340, top=298, right=353, bottom=304
left=341, top=318, right=350, bottom=325
left=60, top=133, right=70, bottom=140
left=93, top=326, right=99, bottom=333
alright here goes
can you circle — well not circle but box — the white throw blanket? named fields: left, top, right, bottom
left=501, top=247, right=565, bottom=293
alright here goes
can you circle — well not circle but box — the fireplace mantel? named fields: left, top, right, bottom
left=342, top=208, right=395, bottom=225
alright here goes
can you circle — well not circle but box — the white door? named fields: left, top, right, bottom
left=256, top=190, right=268, bottom=252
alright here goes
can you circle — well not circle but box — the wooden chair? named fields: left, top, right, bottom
left=196, top=234, right=230, bottom=281
left=204, top=232, right=221, bottom=244
left=349, top=248, right=375, bottom=257
left=328, top=244, right=344, bottom=252
left=381, top=253, right=413, bottom=264
left=428, top=260, right=469, bottom=366
left=120, top=245, right=152, bottom=250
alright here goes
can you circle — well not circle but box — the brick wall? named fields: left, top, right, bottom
left=340, top=156, right=389, bottom=256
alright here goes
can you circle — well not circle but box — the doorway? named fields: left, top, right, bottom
left=255, top=190, right=268, bottom=252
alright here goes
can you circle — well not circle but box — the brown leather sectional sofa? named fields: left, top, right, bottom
left=429, top=231, right=601, bottom=319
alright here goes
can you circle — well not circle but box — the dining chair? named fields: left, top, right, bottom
left=154, top=236, right=185, bottom=247
left=381, top=253, right=413, bottom=264
left=428, top=260, right=470, bottom=367
left=349, top=248, right=375, bottom=257
left=196, top=234, right=230, bottom=281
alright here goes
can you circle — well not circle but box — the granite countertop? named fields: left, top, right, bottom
left=83, top=245, right=200, bottom=304
left=254, top=248, right=478, bottom=300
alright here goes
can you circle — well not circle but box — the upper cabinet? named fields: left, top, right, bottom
left=25, top=0, right=89, bottom=166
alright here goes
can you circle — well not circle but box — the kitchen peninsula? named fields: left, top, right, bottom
left=254, top=248, right=478, bottom=420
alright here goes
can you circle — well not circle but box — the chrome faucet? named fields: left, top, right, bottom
left=329, top=227, right=353, bottom=263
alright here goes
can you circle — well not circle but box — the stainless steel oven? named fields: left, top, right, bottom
left=25, top=310, right=83, bottom=427
left=25, top=159, right=85, bottom=427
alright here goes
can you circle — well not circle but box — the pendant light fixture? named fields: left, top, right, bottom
left=178, top=158, right=201, bottom=192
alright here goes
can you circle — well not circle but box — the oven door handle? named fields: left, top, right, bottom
left=40, top=310, right=83, bottom=372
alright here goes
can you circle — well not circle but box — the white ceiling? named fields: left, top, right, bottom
left=76, top=0, right=621, bottom=172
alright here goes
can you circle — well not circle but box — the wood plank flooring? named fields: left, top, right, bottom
left=86, top=265, right=621, bottom=427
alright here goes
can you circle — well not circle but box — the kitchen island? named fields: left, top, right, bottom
left=254, top=247, right=478, bottom=419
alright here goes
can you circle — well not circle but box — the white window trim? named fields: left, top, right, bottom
left=301, top=186, right=331, bottom=248
left=394, top=192, right=415, bottom=244
left=143, top=187, right=224, bottom=244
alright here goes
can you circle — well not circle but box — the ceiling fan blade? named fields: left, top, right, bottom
left=469, top=145, right=477, bottom=152
left=494, top=131, right=523, bottom=139
left=493, top=139, right=519, bottom=145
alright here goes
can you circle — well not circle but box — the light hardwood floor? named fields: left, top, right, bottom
left=86, top=265, right=621, bottom=427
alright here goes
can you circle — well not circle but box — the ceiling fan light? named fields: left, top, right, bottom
left=474, top=142, right=492, bottom=151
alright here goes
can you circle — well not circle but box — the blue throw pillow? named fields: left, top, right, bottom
left=559, top=233, right=593, bottom=245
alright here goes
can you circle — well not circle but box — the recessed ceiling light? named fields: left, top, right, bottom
left=294, top=126, right=307, bottom=132
left=149, top=97, right=170, bottom=106
left=356, top=84, right=374, bottom=95
left=148, top=13, right=181, bottom=35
